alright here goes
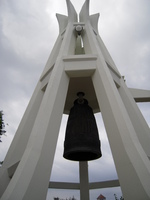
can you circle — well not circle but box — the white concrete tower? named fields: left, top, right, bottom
left=0, top=0, right=150, bottom=199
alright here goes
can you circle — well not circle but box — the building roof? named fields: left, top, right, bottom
left=97, top=194, right=106, bottom=200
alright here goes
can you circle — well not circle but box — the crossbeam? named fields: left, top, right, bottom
left=48, top=179, right=120, bottom=190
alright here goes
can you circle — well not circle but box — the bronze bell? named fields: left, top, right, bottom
left=63, top=92, right=102, bottom=161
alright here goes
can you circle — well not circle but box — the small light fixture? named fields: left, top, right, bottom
left=75, top=25, right=83, bottom=36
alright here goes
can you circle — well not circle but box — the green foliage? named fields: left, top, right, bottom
left=114, top=194, right=124, bottom=200
left=0, top=111, right=6, bottom=142
left=54, top=197, right=77, bottom=200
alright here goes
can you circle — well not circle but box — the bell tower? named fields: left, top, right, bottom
left=0, top=0, right=150, bottom=199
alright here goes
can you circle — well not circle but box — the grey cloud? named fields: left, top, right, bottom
left=0, top=0, right=149, bottom=199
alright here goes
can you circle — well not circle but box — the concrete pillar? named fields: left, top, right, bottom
left=79, top=161, right=89, bottom=200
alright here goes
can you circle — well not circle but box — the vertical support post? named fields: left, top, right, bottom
left=92, top=67, right=150, bottom=199
left=79, top=3, right=150, bottom=196
left=0, top=82, right=44, bottom=196
left=0, top=1, right=77, bottom=198
left=118, top=78, right=150, bottom=156
left=79, top=161, right=90, bottom=200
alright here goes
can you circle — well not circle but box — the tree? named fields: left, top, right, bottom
left=114, top=194, right=124, bottom=200
left=0, top=111, right=6, bottom=142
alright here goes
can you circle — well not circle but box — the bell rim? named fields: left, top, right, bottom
left=63, top=148, right=102, bottom=161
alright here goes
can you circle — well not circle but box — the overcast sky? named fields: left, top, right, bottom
left=0, top=0, right=150, bottom=199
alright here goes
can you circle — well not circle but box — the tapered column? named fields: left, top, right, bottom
left=1, top=1, right=77, bottom=198
left=118, top=78, right=150, bottom=157
left=79, top=2, right=150, bottom=198
left=92, top=62, right=150, bottom=199
left=0, top=82, right=44, bottom=196
left=1, top=55, right=70, bottom=200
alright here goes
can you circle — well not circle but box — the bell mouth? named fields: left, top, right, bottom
left=63, top=137, right=102, bottom=161
left=63, top=149, right=101, bottom=161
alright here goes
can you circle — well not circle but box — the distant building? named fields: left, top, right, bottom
left=53, top=197, right=76, bottom=200
left=97, top=194, right=106, bottom=200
